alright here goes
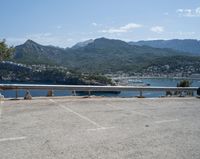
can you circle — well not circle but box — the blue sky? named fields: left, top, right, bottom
left=1, top=0, right=200, bottom=47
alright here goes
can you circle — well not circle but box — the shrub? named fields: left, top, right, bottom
left=175, top=80, right=193, bottom=96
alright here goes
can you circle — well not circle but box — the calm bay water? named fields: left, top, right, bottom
left=1, top=79, right=200, bottom=98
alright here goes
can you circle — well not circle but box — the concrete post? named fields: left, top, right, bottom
left=47, top=90, right=54, bottom=97
left=0, top=92, right=4, bottom=101
left=24, top=90, right=32, bottom=100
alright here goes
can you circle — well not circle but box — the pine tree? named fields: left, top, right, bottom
left=0, top=39, right=14, bottom=61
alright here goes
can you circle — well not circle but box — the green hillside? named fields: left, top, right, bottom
left=12, top=38, right=199, bottom=74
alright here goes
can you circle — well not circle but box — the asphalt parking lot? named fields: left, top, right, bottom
left=0, top=97, right=200, bottom=159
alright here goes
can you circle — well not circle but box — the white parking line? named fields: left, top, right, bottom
left=155, top=119, right=179, bottom=124
left=59, top=104, right=102, bottom=128
left=146, top=98, right=159, bottom=100
left=87, top=127, right=115, bottom=131
left=0, top=136, right=27, bottom=142
left=49, top=99, right=106, bottom=129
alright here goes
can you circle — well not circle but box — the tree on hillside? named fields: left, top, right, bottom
left=0, top=39, right=14, bottom=61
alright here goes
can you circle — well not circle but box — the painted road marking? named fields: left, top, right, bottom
left=0, top=136, right=27, bottom=143
left=146, top=98, right=159, bottom=100
left=155, top=119, right=179, bottom=124
left=87, top=127, right=115, bottom=131
left=49, top=99, right=112, bottom=130
left=59, top=104, right=102, bottom=127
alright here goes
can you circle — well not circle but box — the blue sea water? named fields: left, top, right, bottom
left=120, top=78, right=199, bottom=97
left=0, top=79, right=199, bottom=98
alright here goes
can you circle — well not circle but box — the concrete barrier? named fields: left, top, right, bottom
left=0, top=93, right=4, bottom=101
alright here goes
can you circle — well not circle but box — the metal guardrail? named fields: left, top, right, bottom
left=0, top=84, right=199, bottom=99
left=0, top=84, right=198, bottom=91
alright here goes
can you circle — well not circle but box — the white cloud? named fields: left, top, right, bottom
left=164, top=12, right=169, bottom=16
left=56, top=25, right=62, bottom=29
left=120, top=23, right=142, bottom=30
left=196, top=7, right=200, bottom=14
left=92, top=22, right=97, bottom=26
left=101, top=23, right=142, bottom=34
left=176, top=7, right=200, bottom=17
left=91, top=22, right=103, bottom=27
left=150, top=26, right=164, bottom=34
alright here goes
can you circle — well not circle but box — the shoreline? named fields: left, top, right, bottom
left=0, top=77, right=200, bottom=85
left=111, top=76, right=200, bottom=80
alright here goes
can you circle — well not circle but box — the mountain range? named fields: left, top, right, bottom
left=12, top=38, right=200, bottom=74
left=129, top=39, right=200, bottom=56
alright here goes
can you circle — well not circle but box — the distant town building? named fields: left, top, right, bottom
left=190, top=74, right=200, bottom=78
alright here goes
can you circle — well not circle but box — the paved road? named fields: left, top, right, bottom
left=0, top=97, right=200, bottom=159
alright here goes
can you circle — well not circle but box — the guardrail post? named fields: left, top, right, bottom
left=139, top=90, right=143, bottom=98
left=72, top=90, right=76, bottom=96
left=24, top=90, right=32, bottom=100
left=47, top=90, right=54, bottom=97
left=15, top=89, right=18, bottom=99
